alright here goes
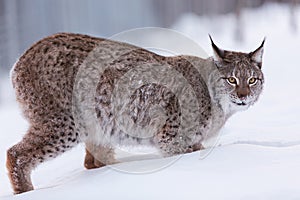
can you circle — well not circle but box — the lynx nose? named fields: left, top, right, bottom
left=237, top=92, right=247, bottom=99
left=237, top=87, right=250, bottom=99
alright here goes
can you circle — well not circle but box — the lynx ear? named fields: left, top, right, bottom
left=209, top=35, right=225, bottom=63
left=249, top=38, right=265, bottom=68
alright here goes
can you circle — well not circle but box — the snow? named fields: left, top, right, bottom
left=1, top=3, right=300, bottom=199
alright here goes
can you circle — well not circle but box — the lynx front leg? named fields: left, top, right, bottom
left=6, top=123, right=79, bottom=194
left=84, top=142, right=117, bottom=170
left=154, top=124, right=205, bottom=156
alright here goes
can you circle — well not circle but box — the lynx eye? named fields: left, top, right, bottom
left=248, top=77, right=257, bottom=85
left=227, top=77, right=237, bottom=85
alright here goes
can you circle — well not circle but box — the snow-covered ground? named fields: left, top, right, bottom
left=1, top=3, right=300, bottom=199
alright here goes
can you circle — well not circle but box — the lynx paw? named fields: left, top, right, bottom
left=186, top=143, right=205, bottom=153
left=6, top=148, right=34, bottom=194
left=84, top=149, right=106, bottom=170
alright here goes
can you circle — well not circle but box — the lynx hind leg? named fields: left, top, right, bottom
left=84, top=142, right=117, bottom=170
left=7, top=121, right=79, bottom=194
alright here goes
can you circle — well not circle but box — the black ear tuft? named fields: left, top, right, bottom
left=260, top=37, right=266, bottom=47
left=249, top=37, right=266, bottom=68
left=209, top=34, right=225, bottom=61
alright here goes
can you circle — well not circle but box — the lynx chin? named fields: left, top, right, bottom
left=7, top=32, right=265, bottom=194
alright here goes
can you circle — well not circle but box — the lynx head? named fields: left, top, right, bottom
left=209, top=35, right=265, bottom=110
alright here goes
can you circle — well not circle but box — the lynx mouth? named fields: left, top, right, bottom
left=232, top=101, right=247, bottom=106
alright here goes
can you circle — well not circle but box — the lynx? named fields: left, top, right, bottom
left=7, top=32, right=265, bottom=194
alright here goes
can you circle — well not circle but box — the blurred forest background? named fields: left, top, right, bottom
left=0, top=0, right=299, bottom=74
